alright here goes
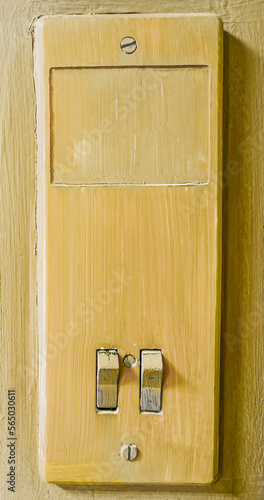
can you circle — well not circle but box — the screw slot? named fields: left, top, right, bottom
left=120, top=36, right=138, bottom=54
left=121, top=444, right=138, bottom=461
left=123, top=354, right=137, bottom=368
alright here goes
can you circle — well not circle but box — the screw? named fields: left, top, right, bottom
left=123, top=354, right=137, bottom=368
left=120, top=444, right=138, bottom=461
left=120, top=37, right=138, bottom=54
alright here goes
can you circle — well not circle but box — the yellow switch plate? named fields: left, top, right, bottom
left=34, top=14, right=222, bottom=485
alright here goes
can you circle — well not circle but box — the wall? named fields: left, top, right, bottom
left=0, top=1, right=263, bottom=499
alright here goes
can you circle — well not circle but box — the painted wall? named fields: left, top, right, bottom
left=0, top=1, right=263, bottom=499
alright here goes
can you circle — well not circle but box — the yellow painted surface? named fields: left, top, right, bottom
left=51, top=66, right=210, bottom=185
left=0, top=0, right=263, bottom=499
left=34, top=15, right=222, bottom=485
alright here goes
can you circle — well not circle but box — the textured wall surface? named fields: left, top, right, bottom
left=0, top=1, right=263, bottom=499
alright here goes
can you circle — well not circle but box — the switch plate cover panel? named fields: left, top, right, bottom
left=34, top=14, right=222, bottom=485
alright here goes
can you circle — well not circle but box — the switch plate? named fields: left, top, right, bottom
left=35, top=14, right=222, bottom=485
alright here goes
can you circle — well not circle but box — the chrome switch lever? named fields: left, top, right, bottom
left=140, top=349, right=163, bottom=412
left=96, top=349, right=119, bottom=410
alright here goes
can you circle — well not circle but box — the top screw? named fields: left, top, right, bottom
left=120, top=37, right=138, bottom=54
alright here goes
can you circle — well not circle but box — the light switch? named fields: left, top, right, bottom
left=96, top=349, right=119, bottom=410
left=35, top=14, right=222, bottom=485
left=140, top=350, right=163, bottom=412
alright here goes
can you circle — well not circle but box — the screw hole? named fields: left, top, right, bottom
left=120, top=36, right=138, bottom=54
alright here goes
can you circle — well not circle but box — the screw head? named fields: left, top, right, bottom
left=123, top=354, right=137, bottom=368
left=121, top=444, right=138, bottom=461
left=120, top=36, right=138, bottom=54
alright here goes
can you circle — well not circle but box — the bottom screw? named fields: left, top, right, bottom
left=120, top=444, right=138, bottom=461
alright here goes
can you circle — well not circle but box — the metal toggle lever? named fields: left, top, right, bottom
left=96, top=349, right=119, bottom=410
left=140, top=349, right=163, bottom=412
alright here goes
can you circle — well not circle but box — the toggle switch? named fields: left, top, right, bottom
left=96, top=349, right=119, bottom=410
left=140, top=349, right=163, bottom=413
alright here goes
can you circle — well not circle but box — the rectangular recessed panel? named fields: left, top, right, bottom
left=50, top=67, right=210, bottom=185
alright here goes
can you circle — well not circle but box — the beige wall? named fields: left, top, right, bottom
left=0, top=1, right=263, bottom=499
